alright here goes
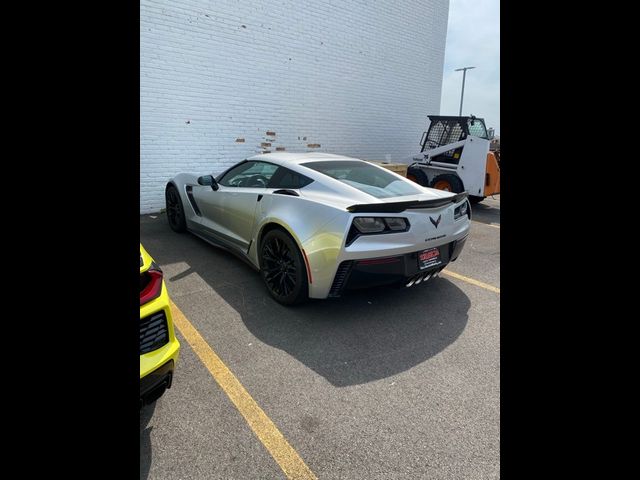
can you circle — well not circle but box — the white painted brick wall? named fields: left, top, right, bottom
left=141, top=0, right=449, bottom=213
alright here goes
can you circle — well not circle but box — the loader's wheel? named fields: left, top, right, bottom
left=406, top=166, right=429, bottom=186
left=431, top=174, right=464, bottom=193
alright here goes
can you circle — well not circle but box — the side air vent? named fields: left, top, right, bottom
left=140, top=311, right=169, bottom=354
left=185, top=186, right=201, bottom=216
left=328, top=261, right=354, bottom=297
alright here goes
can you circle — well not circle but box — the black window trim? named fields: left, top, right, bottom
left=215, top=160, right=314, bottom=190
left=267, top=165, right=314, bottom=189
left=216, top=160, right=280, bottom=188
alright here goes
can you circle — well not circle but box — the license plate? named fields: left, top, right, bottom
left=418, top=247, right=442, bottom=270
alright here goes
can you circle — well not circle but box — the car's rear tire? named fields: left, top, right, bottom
left=406, top=165, right=430, bottom=186
left=259, top=229, right=308, bottom=305
left=165, top=185, right=187, bottom=232
left=469, top=195, right=484, bottom=204
left=430, top=174, right=464, bottom=193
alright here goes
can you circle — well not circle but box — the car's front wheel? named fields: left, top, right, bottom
left=259, top=229, right=308, bottom=305
left=165, top=185, right=187, bottom=232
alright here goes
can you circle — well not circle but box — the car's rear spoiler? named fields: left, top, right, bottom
left=346, top=192, right=468, bottom=213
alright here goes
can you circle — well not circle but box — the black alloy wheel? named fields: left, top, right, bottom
left=260, top=229, right=308, bottom=305
left=165, top=186, right=187, bottom=232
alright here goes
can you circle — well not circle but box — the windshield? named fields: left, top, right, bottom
left=302, top=161, right=423, bottom=199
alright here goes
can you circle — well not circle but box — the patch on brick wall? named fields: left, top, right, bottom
left=261, top=142, right=271, bottom=147
left=307, top=144, right=321, bottom=148
left=235, top=138, right=245, bottom=143
left=266, top=131, right=276, bottom=136
left=275, top=147, right=285, bottom=151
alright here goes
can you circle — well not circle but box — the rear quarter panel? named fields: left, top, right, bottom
left=250, top=194, right=348, bottom=274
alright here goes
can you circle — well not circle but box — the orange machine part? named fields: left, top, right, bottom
left=484, top=152, right=501, bottom=196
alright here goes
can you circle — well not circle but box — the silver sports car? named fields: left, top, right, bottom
left=166, top=152, right=470, bottom=305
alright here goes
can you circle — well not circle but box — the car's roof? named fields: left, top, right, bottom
left=246, top=152, right=364, bottom=165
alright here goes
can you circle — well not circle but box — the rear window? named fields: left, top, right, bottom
left=302, top=161, right=423, bottom=199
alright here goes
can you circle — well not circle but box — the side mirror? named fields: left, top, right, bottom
left=197, top=175, right=219, bottom=191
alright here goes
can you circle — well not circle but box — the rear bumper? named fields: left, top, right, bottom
left=328, top=235, right=468, bottom=297
left=140, top=360, right=175, bottom=407
left=140, top=281, right=180, bottom=407
left=450, top=234, right=468, bottom=262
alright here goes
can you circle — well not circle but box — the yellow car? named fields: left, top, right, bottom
left=140, top=244, right=180, bottom=407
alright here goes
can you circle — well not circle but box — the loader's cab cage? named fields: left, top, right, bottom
left=419, top=115, right=489, bottom=164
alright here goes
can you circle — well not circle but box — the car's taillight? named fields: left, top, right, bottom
left=140, top=262, right=163, bottom=306
left=346, top=217, right=410, bottom=246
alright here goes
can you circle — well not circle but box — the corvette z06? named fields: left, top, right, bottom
left=166, top=153, right=470, bottom=305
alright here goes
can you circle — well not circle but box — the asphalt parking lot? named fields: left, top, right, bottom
left=140, top=195, right=500, bottom=479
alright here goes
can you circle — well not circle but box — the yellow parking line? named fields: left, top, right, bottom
left=441, top=270, right=500, bottom=294
left=170, top=300, right=317, bottom=480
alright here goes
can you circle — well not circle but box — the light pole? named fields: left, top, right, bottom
left=455, top=66, right=476, bottom=116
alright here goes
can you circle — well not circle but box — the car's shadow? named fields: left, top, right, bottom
left=142, top=215, right=471, bottom=387
left=139, top=401, right=156, bottom=480
left=470, top=197, right=500, bottom=225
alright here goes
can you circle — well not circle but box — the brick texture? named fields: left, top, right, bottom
left=141, top=0, right=449, bottom=213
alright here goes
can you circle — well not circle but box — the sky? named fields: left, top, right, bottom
left=440, top=0, right=500, bottom=135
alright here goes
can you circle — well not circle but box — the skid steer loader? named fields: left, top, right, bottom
left=406, top=115, right=500, bottom=204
